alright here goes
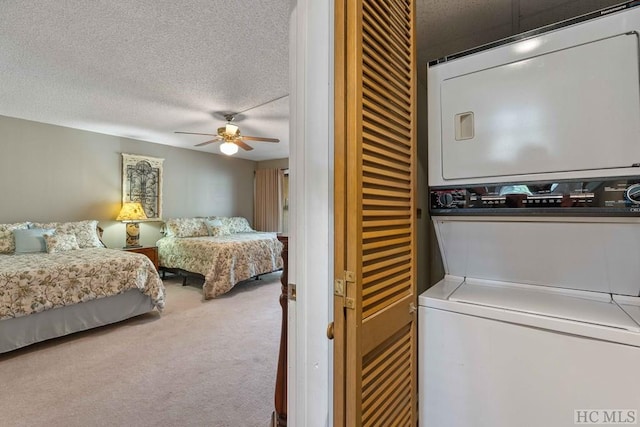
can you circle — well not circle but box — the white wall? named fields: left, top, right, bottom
left=0, top=115, right=256, bottom=248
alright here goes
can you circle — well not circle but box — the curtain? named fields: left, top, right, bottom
left=254, top=168, right=284, bottom=232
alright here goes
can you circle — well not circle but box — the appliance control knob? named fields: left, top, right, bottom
left=438, top=193, right=454, bottom=207
left=626, top=184, right=640, bottom=204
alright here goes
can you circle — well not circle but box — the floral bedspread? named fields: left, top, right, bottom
left=0, top=248, right=165, bottom=320
left=157, top=232, right=283, bottom=299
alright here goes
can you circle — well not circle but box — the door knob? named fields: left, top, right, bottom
left=327, top=322, right=334, bottom=340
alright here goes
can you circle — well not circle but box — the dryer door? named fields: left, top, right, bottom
left=440, top=33, right=640, bottom=180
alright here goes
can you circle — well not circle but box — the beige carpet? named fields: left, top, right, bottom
left=0, top=272, right=282, bottom=427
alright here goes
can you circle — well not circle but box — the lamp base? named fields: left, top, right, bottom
left=125, top=222, right=141, bottom=248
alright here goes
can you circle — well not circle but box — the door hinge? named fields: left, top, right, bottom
left=344, top=270, right=355, bottom=282
left=339, top=270, right=356, bottom=310
left=344, top=297, right=355, bottom=309
left=288, top=283, right=297, bottom=301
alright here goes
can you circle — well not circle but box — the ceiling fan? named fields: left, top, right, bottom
left=175, top=96, right=286, bottom=155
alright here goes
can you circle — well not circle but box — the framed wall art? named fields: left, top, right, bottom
left=121, top=153, right=164, bottom=220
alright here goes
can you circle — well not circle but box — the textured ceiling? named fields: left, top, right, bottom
left=0, top=0, right=290, bottom=161
left=0, top=0, right=624, bottom=162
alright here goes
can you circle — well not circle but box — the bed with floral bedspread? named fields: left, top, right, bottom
left=0, top=248, right=165, bottom=320
left=157, top=217, right=283, bottom=299
left=0, top=219, right=165, bottom=353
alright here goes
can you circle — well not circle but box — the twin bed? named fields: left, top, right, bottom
left=0, top=216, right=282, bottom=353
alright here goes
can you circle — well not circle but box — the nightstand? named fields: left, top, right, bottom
left=122, top=246, right=159, bottom=270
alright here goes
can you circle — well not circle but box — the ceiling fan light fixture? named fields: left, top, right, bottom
left=220, top=142, right=239, bottom=155
left=225, top=123, right=239, bottom=135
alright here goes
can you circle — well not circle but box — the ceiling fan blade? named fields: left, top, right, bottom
left=235, top=139, right=254, bottom=151
left=194, top=138, right=221, bottom=147
left=241, top=135, right=280, bottom=143
left=175, top=131, right=218, bottom=137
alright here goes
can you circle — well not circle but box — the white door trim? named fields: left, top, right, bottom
left=289, top=0, right=334, bottom=425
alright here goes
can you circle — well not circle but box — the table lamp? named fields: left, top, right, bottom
left=116, top=202, right=148, bottom=248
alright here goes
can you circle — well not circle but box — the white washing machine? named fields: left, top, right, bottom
left=419, top=218, right=640, bottom=427
left=420, top=3, right=640, bottom=426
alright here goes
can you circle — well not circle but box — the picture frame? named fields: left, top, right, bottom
left=121, top=153, right=164, bottom=220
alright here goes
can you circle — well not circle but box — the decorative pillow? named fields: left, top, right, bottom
left=164, top=218, right=209, bottom=238
left=31, top=220, right=103, bottom=248
left=224, top=217, right=254, bottom=233
left=44, top=233, right=80, bottom=253
left=205, top=218, right=229, bottom=237
left=0, top=222, right=30, bottom=253
left=13, top=228, right=55, bottom=254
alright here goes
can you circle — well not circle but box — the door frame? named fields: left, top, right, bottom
left=288, top=0, right=334, bottom=425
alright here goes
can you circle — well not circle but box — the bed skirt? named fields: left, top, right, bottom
left=0, top=289, right=155, bottom=354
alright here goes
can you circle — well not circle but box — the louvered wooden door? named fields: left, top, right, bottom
left=334, top=0, right=417, bottom=425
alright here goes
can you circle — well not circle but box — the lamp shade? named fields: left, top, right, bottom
left=220, top=142, right=239, bottom=155
left=116, top=202, right=148, bottom=222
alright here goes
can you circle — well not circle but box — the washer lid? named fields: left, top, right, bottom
left=433, top=219, right=640, bottom=297
left=449, top=278, right=640, bottom=332
left=615, top=295, right=640, bottom=328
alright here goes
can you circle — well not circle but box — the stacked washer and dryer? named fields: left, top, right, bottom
left=419, top=2, right=640, bottom=426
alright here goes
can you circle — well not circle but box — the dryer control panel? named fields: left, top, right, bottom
left=430, top=176, right=640, bottom=216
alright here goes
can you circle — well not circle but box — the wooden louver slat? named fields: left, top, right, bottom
left=362, top=235, right=411, bottom=252
left=362, top=135, right=411, bottom=164
left=363, top=76, right=410, bottom=116
left=363, top=110, right=411, bottom=140
left=364, top=221, right=411, bottom=228
left=362, top=272, right=411, bottom=300
left=362, top=69, right=410, bottom=116
left=362, top=56, right=410, bottom=103
left=363, top=176, right=411, bottom=192
left=363, top=165, right=410, bottom=182
left=363, top=153, right=410, bottom=175
left=361, top=326, right=413, bottom=425
left=367, top=0, right=409, bottom=43
left=363, top=123, right=411, bottom=151
left=362, top=326, right=411, bottom=388
left=370, top=0, right=411, bottom=38
left=363, top=96, right=410, bottom=134
left=363, top=2, right=411, bottom=61
left=362, top=44, right=411, bottom=96
left=363, top=358, right=411, bottom=421
left=363, top=85, right=410, bottom=118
